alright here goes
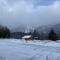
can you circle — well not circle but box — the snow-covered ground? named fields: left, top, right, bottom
left=0, top=39, right=60, bottom=60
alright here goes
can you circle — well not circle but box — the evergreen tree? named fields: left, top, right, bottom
left=48, top=29, right=59, bottom=41
left=0, top=26, right=10, bottom=38
left=32, top=29, right=40, bottom=40
left=5, top=27, right=10, bottom=38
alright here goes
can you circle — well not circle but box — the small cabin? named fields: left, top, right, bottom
left=22, top=35, right=32, bottom=40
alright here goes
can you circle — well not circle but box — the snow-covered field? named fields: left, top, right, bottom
left=0, top=39, right=60, bottom=60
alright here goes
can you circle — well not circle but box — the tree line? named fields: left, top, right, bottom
left=30, top=29, right=59, bottom=41
left=0, top=25, right=59, bottom=41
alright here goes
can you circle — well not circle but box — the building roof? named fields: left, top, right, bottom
left=22, top=35, right=31, bottom=39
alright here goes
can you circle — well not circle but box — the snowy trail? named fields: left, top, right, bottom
left=0, top=39, right=60, bottom=60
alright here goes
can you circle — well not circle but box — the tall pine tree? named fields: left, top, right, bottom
left=48, top=29, right=59, bottom=41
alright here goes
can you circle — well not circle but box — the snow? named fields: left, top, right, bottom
left=0, top=39, right=60, bottom=60
left=22, top=35, right=31, bottom=39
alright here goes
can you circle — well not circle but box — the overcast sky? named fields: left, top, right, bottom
left=0, top=0, right=60, bottom=29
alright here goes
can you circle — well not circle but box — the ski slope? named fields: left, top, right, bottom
left=0, top=39, right=60, bottom=60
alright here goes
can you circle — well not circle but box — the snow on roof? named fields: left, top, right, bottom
left=22, top=35, right=31, bottom=39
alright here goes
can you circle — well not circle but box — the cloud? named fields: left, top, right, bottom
left=0, top=0, right=60, bottom=29
left=6, top=0, right=57, bottom=6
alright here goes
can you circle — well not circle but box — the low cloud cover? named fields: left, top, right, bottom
left=0, top=0, right=60, bottom=29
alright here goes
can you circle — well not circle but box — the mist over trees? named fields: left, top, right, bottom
left=29, top=28, right=59, bottom=41
left=0, top=25, right=60, bottom=41
left=10, top=27, right=60, bottom=41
